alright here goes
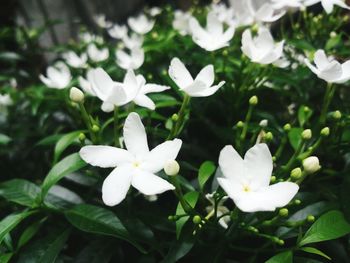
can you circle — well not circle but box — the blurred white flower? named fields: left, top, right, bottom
left=80, top=112, right=182, bottom=206
left=62, top=51, right=87, bottom=68
left=205, top=193, right=230, bottom=228
left=241, top=27, right=284, bottom=64
left=259, top=119, right=268, bottom=127
left=248, top=0, right=286, bottom=23
left=39, top=62, right=71, bottom=89
left=78, top=69, right=95, bottom=96
left=108, top=24, right=128, bottom=39
left=304, top=49, right=350, bottom=83
left=87, top=43, right=109, bottom=62
left=172, top=10, right=193, bottom=36
left=122, top=33, right=144, bottom=49
left=94, top=14, right=112, bottom=28
left=228, top=0, right=254, bottom=26
left=304, top=0, right=350, bottom=13
left=128, top=14, right=155, bottom=34
left=0, top=94, right=13, bottom=107
left=168, top=57, right=225, bottom=97
left=218, top=144, right=299, bottom=212
left=149, top=7, right=162, bottom=16
left=274, top=56, right=291, bottom=68
left=210, top=3, right=235, bottom=24
left=116, top=47, right=144, bottom=70
left=80, top=32, right=103, bottom=44
left=271, top=0, right=304, bottom=10
left=189, top=11, right=235, bottom=51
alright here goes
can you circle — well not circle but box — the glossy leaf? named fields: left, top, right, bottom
left=265, top=251, right=293, bottom=263
left=0, top=179, right=40, bottom=207
left=300, top=247, right=331, bottom=260
left=198, top=161, right=216, bottom=190
left=176, top=191, right=199, bottom=239
left=53, top=130, right=84, bottom=163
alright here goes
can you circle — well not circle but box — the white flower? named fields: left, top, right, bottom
left=0, top=94, right=12, bottom=107
left=304, top=0, right=350, bottom=14
left=304, top=49, right=350, bottom=83
left=78, top=69, right=95, bottom=96
left=108, top=24, right=128, bottom=39
left=271, top=0, right=304, bottom=10
left=122, top=33, right=144, bottom=49
left=218, top=144, right=299, bottom=212
left=205, top=193, right=230, bottom=229
left=248, top=0, right=286, bottom=23
left=87, top=43, right=109, bottom=62
left=128, top=14, right=155, bottom=34
left=116, top=47, right=144, bottom=70
left=168, top=57, right=225, bottom=97
left=80, top=112, right=182, bottom=206
left=80, top=32, right=103, bottom=44
left=39, top=62, right=71, bottom=89
left=149, top=7, right=162, bottom=16
left=241, top=27, right=284, bottom=65
left=172, top=10, right=193, bottom=36
left=189, top=11, right=235, bottom=51
left=228, top=0, right=254, bottom=26
left=210, top=3, right=235, bottom=24
left=62, top=51, right=87, bottom=68
left=94, top=14, right=112, bottom=28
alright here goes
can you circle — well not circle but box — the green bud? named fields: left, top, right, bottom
left=283, top=123, right=291, bottom=132
left=270, top=176, right=276, bottom=183
left=171, top=113, right=179, bottom=122
left=279, top=208, right=289, bottom=217
left=272, top=156, right=276, bottom=162
left=249, top=95, right=258, bottom=105
left=236, top=121, right=244, bottom=128
left=277, top=239, right=285, bottom=246
left=164, top=160, right=180, bottom=176
left=320, top=127, right=330, bottom=137
left=290, top=168, right=302, bottom=181
left=168, top=215, right=174, bottom=221
left=247, top=226, right=259, bottom=233
left=251, top=24, right=259, bottom=34
left=263, top=132, right=273, bottom=142
left=303, top=106, right=310, bottom=113
left=301, top=129, right=312, bottom=140
left=70, top=87, right=84, bottom=103
left=151, top=32, right=158, bottom=39
left=330, top=31, right=337, bottom=38
left=332, top=110, right=342, bottom=120
left=307, top=215, right=315, bottom=223
left=294, top=199, right=301, bottom=205
left=78, top=133, right=86, bottom=142
left=192, top=215, right=202, bottom=224
left=161, top=69, right=167, bottom=76
left=222, top=49, right=228, bottom=56
left=92, top=125, right=100, bottom=133
left=147, top=73, right=153, bottom=80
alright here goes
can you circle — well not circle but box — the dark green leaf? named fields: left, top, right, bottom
left=265, top=251, right=293, bottom=263
left=17, top=218, right=46, bottom=249
left=176, top=191, right=199, bottom=239
left=198, top=161, right=216, bottom=190
left=0, top=179, right=40, bottom=207
left=297, top=106, right=313, bottom=127
left=300, top=247, right=331, bottom=260
left=288, top=128, right=303, bottom=150
left=54, top=130, right=83, bottom=163
left=0, top=253, right=13, bottom=263
left=37, top=229, right=70, bottom=263
left=161, top=239, right=194, bottom=263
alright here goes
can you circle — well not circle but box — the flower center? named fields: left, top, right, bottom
left=243, top=185, right=251, bottom=192
left=133, top=161, right=141, bottom=168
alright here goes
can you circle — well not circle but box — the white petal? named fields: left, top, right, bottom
left=168, top=57, right=193, bottom=89
left=314, top=50, right=331, bottom=70
left=181, top=80, right=207, bottom=96
left=241, top=29, right=254, bottom=60
left=141, top=84, right=170, bottom=94
left=123, top=69, right=140, bottom=100
left=304, top=59, right=320, bottom=75
left=143, top=139, right=182, bottom=173
left=318, top=61, right=343, bottom=82
left=244, top=143, right=273, bottom=189
left=105, top=83, right=128, bottom=106
left=101, top=101, right=114, bottom=112
left=189, top=81, right=224, bottom=97
left=321, top=0, right=334, bottom=13
left=123, top=112, right=149, bottom=157
left=195, top=65, right=214, bottom=87
left=90, top=68, right=114, bottom=101
left=206, top=11, right=223, bottom=35
left=234, top=182, right=299, bottom=212
left=102, top=166, right=133, bottom=206
left=218, top=145, right=245, bottom=182
left=132, top=170, right=175, bottom=195
left=133, top=94, right=155, bottom=110
left=79, top=145, right=133, bottom=168
left=337, top=61, right=350, bottom=83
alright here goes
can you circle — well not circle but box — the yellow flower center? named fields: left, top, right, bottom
left=243, top=185, right=251, bottom=192
left=133, top=161, right=140, bottom=168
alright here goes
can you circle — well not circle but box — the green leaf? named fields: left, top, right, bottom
left=300, top=210, right=350, bottom=246
left=300, top=247, right=331, bottom=260
left=36, top=134, right=63, bottom=146
left=288, top=128, right=303, bottom=150
left=325, top=35, right=341, bottom=50
left=297, top=106, right=313, bottom=127
left=265, top=251, right=293, bottom=263
left=161, top=239, right=194, bottom=263
left=176, top=191, right=199, bottom=239
left=0, top=253, right=13, bottom=263
left=0, top=211, right=35, bottom=244
left=0, top=134, right=11, bottom=145
left=17, top=218, right=46, bottom=249
left=37, top=229, right=70, bottom=263
left=41, top=152, right=86, bottom=199
left=65, top=204, right=145, bottom=253
left=0, top=179, right=40, bottom=207
left=53, top=130, right=83, bottom=163
left=198, top=161, right=216, bottom=190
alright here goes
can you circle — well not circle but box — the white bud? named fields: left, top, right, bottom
left=259, top=119, right=268, bottom=128
left=330, top=31, right=337, bottom=38
left=303, top=156, right=321, bottom=174
left=164, top=160, right=180, bottom=176
left=69, top=87, right=84, bottom=103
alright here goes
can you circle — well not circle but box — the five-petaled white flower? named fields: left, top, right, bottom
left=116, top=47, right=144, bottom=70
left=39, top=62, right=71, bottom=89
left=80, top=112, right=182, bottom=206
left=108, top=24, right=128, bottom=39
left=189, top=11, right=235, bottom=51
left=304, top=49, right=350, bottom=83
left=62, top=51, right=87, bottom=68
left=304, top=0, right=350, bottom=14
left=168, top=57, right=225, bottom=97
left=218, top=143, right=299, bottom=212
left=205, top=193, right=231, bottom=229
left=128, top=14, right=155, bottom=35
left=87, top=43, right=109, bottom=62
left=241, top=27, right=284, bottom=65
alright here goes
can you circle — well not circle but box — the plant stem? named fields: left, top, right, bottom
left=319, top=83, right=335, bottom=126
left=114, top=106, right=120, bottom=147
left=168, top=94, right=191, bottom=140
left=283, top=139, right=305, bottom=174
left=169, top=176, right=193, bottom=214
left=240, top=104, right=254, bottom=142
left=79, top=102, right=97, bottom=144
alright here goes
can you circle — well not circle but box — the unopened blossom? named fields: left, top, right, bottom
left=116, top=47, right=144, bottom=70
left=39, top=62, right=71, bottom=89
left=189, top=11, right=235, bottom=51
left=80, top=112, right=182, bottom=206
left=218, top=144, right=299, bottom=212
left=122, top=33, right=144, bottom=49
left=172, top=10, right=193, bottom=36
left=241, top=27, right=284, bottom=65
left=108, top=24, right=128, bottom=39
left=168, top=57, right=225, bottom=97
left=94, top=14, right=112, bottom=28
left=69, top=87, right=84, bottom=103
left=304, top=0, right=350, bottom=14
left=302, top=156, right=321, bottom=174
left=87, top=43, right=109, bottom=62
left=128, top=14, right=155, bottom=35
left=205, top=193, right=230, bottom=228
left=164, top=160, right=180, bottom=176
left=62, top=51, right=87, bottom=68
left=304, top=49, right=350, bottom=83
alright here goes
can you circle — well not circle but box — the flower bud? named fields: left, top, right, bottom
left=164, top=160, right=180, bottom=176
left=263, top=132, right=273, bottom=142
left=92, top=125, right=100, bottom=133
left=222, top=49, right=228, bottom=56
left=251, top=24, right=259, bottom=34
left=78, top=133, right=86, bottom=142
left=236, top=121, right=244, bottom=128
left=270, top=176, right=276, bottom=183
left=332, top=110, right=342, bottom=120
left=151, top=32, right=158, bottom=39
left=303, top=106, right=310, bottom=113
left=69, top=87, right=84, bottom=103
left=307, top=215, right=315, bottom=223
left=303, top=156, right=321, bottom=174
left=330, top=31, right=337, bottom=38
left=192, top=215, right=202, bottom=224
left=249, top=95, right=258, bottom=105
left=320, top=127, right=330, bottom=137
left=290, top=168, right=302, bottom=181
left=301, top=129, right=312, bottom=140
left=171, top=113, right=179, bottom=122
left=283, top=123, right=291, bottom=132
left=279, top=208, right=289, bottom=217
left=259, top=119, right=268, bottom=128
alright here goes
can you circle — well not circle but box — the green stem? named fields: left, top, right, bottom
left=168, top=94, right=191, bottom=140
left=79, top=102, right=97, bottom=144
left=114, top=106, right=120, bottom=147
left=169, top=176, right=192, bottom=214
left=274, top=136, right=288, bottom=160
left=240, top=104, right=254, bottom=142
left=320, top=83, right=335, bottom=126
left=283, top=140, right=305, bottom=173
